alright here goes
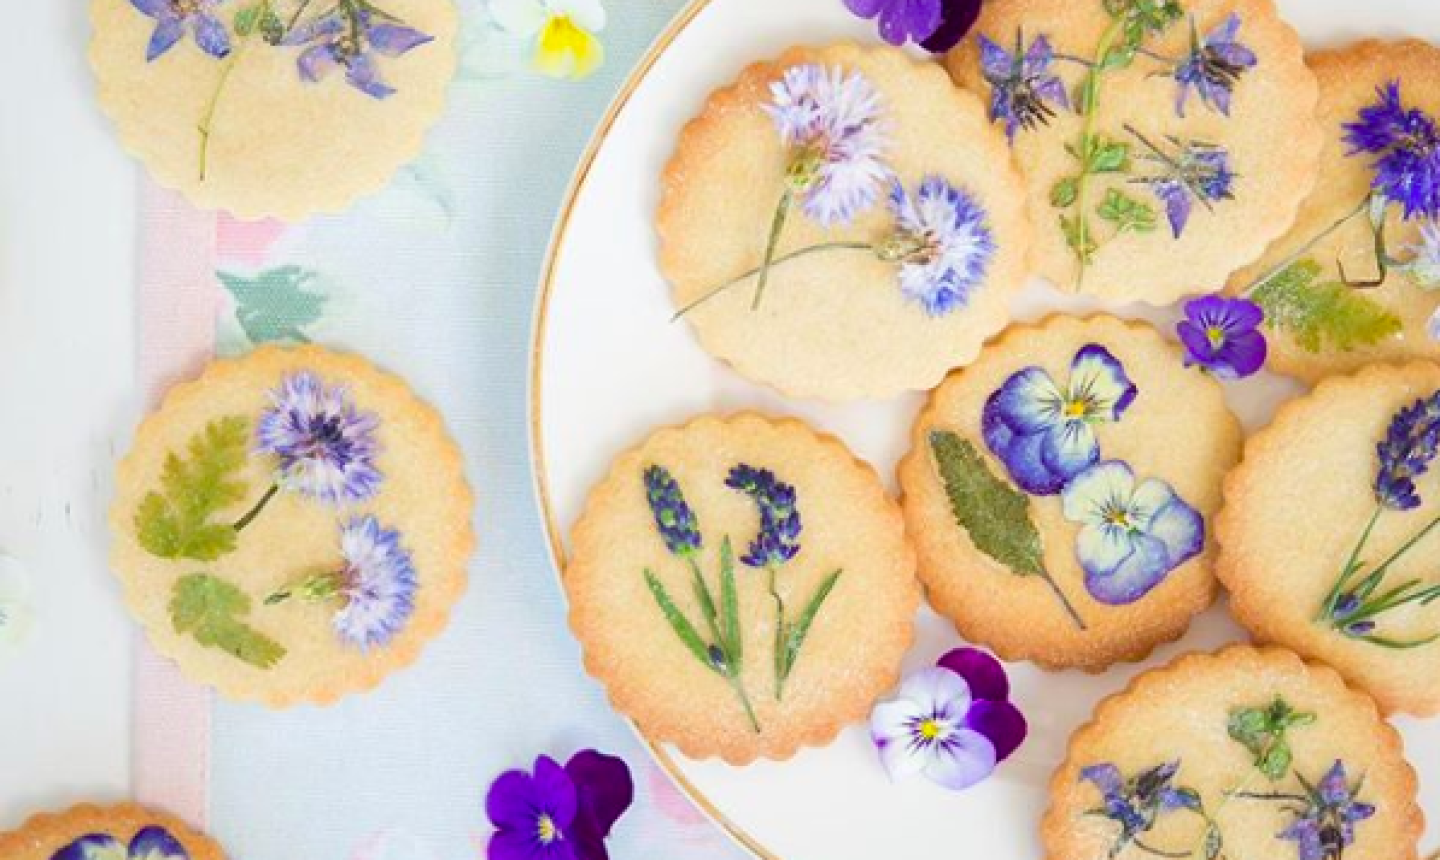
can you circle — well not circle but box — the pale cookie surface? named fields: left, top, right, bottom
left=1226, top=42, right=1440, bottom=382
left=90, top=0, right=457, bottom=220
left=0, top=803, right=227, bottom=860
left=898, top=316, right=1240, bottom=670
left=565, top=414, right=920, bottom=763
left=1217, top=362, right=1440, bottom=716
left=948, top=0, right=1319, bottom=304
left=110, top=346, right=474, bottom=706
left=1044, top=647, right=1423, bottom=860
left=658, top=43, right=1030, bottom=401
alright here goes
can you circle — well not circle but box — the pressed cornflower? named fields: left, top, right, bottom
left=1344, top=81, right=1440, bottom=221
left=978, top=32, right=1069, bottom=143
left=1177, top=296, right=1268, bottom=379
left=1081, top=761, right=1201, bottom=857
left=129, top=0, right=231, bottom=62
left=491, top=0, right=607, bottom=81
left=1172, top=14, right=1257, bottom=118
left=1277, top=761, right=1376, bottom=860
left=486, top=750, right=634, bottom=860
left=1127, top=127, right=1235, bottom=238
left=256, top=371, right=382, bottom=506
left=884, top=176, right=996, bottom=317
left=53, top=827, right=189, bottom=860
left=283, top=1, right=434, bottom=99
left=643, top=465, right=702, bottom=557
left=725, top=465, right=801, bottom=568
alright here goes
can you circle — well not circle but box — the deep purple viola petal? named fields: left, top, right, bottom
left=190, top=12, right=232, bottom=58
left=146, top=16, right=185, bottom=61
left=52, top=835, right=125, bottom=860
left=564, top=750, right=634, bottom=839
left=297, top=44, right=338, bottom=81
left=1216, top=328, right=1267, bottom=378
left=533, top=755, right=579, bottom=829
left=367, top=23, right=435, bottom=56
left=964, top=699, right=1028, bottom=762
left=878, top=0, right=941, bottom=46
left=937, top=647, right=1009, bottom=702
left=346, top=53, right=396, bottom=99
left=487, top=769, right=544, bottom=831
left=1177, top=319, right=1219, bottom=365
left=919, top=0, right=983, bottom=53
left=130, top=826, right=189, bottom=860
left=843, top=0, right=888, bottom=18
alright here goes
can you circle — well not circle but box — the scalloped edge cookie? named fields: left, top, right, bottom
left=0, top=803, right=228, bottom=860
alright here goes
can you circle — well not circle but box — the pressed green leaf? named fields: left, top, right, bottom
left=218, top=266, right=328, bottom=346
left=687, top=557, right=723, bottom=658
left=1086, top=139, right=1130, bottom=174
left=135, top=416, right=251, bottom=561
left=780, top=570, right=842, bottom=682
left=929, top=431, right=1046, bottom=578
left=1051, top=178, right=1079, bottom=209
left=233, top=5, right=261, bottom=35
left=1227, top=696, right=1315, bottom=781
left=1060, top=215, right=1098, bottom=263
left=1252, top=259, right=1402, bottom=353
left=645, top=569, right=714, bottom=671
left=1203, top=824, right=1224, bottom=860
left=170, top=573, right=285, bottom=669
left=1097, top=189, right=1157, bottom=234
left=719, top=537, right=741, bottom=674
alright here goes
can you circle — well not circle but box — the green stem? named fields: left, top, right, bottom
left=232, top=484, right=279, bottom=532
left=1038, top=569, right=1088, bottom=631
left=688, top=557, right=725, bottom=652
left=198, top=52, right=242, bottom=182
left=728, top=673, right=761, bottom=734
left=1356, top=514, right=1440, bottom=593
left=1317, top=506, right=1382, bottom=621
left=767, top=565, right=786, bottom=700
left=1132, top=838, right=1189, bottom=859
left=671, top=241, right=874, bottom=320
left=1243, top=197, right=1371, bottom=296
left=286, top=0, right=318, bottom=32
left=751, top=189, right=794, bottom=311
left=1070, top=15, right=1127, bottom=287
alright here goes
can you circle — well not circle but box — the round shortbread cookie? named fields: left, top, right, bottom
left=89, top=0, right=458, bottom=220
left=658, top=43, right=1031, bottom=402
left=1226, top=41, right=1440, bottom=383
left=565, top=414, right=920, bottom=763
left=1044, top=646, right=1423, bottom=860
left=0, top=803, right=228, bottom=860
left=947, top=0, right=1320, bottom=304
left=110, top=346, right=474, bottom=706
left=1217, top=362, right=1440, bottom=716
left=898, top=316, right=1240, bottom=670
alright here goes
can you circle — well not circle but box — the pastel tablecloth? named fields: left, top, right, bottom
left=132, top=2, right=749, bottom=857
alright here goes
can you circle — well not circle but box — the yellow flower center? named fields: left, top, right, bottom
left=1063, top=399, right=1089, bottom=419
left=919, top=719, right=946, bottom=740
left=1107, top=510, right=1132, bottom=528
left=536, top=814, right=559, bottom=845
left=1205, top=325, right=1227, bottom=349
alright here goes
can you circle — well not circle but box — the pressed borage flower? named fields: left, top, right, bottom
left=129, top=0, right=232, bottom=62
left=53, top=827, right=189, bottom=860
left=870, top=648, right=1027, bottom=792
left=255, top=370, right=383, bottom=510
left=884, top=176, right=996, bottom=317
left=283, top=0, right=435, bottom=99
left=1080, top=761, right=1202, bottom=857
left=1172, top=14, right=1257, bottom=118
left=491, top=0, right=607, bottom=81
left=978, top=31, right=1069, bottom=144
left=1177, top=295, right=1268, bottom=380
left=486, top=751, right=634, bottom=860
left=1276, top=761, right=1377, bottom=860
left=1125, top=125, right=1235, bottom=238
left=982, top=345, right=1138, bottom=495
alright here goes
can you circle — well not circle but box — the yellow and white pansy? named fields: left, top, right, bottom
left=490, top=0, right=607, bottom=80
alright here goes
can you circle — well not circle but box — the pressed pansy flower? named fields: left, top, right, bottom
left=978, top=32, right=1069, bottom=143
left=1080, top=761, right=1200, bottom=855
left=1172, top=15, right=1257, bottom=118
left=982, top=345, right=1138, bottom=495
left=129, top=0, right=231, bottom=62
left=1344, top=81, right=1440, bottom=221
left=1177, top=296, right=1268, bottom=380
left=1278, top=761, right=1376, bottom=860
left=486, top=751, right=633, bottom=860
left=283, top=2, right=434, bottom=99
left=257, top=371, right=382, bottom=506
left=643, top=465, right=702, bottom=557
left=883, top=176, right=996, bottom=317
left=1061, top=461, right=1204, bottom=605
left=491, top=0, right=607, bottom=81
left=725, top=465, right=801, bottom=568
left=870, top=648, right=1027, bottom=791
left=842, top=0, right=981, bottom=53
left=53, top=827, right=189, bottom=860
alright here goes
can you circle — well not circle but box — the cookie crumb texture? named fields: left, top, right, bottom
left=1044, top=647, right=1423, bottom=860
left=0, top=803, right=228, bottom=860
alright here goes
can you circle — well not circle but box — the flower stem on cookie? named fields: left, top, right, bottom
left=231, top=483, right=278, bottom=531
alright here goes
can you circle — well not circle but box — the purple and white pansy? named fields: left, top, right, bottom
left=52, top=827, right=189, bottom=860
left=982, top=345, right=1137, bottom=496
left=870, top=647, right=1027, bottom=791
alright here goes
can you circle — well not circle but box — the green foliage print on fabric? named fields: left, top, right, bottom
left=218, top=266, right=328, bottom=346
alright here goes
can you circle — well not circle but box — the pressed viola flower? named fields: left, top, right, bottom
left=283, top=2, right=434, bottom=99
left=486, top=751, right=633, bottom=860
left=1061, top=461, right=1204, bottom=605
left=725, top=465, right=801, bottom=568
left=982, top=345, right=1137, bottom=495
left=882, top=176, right=996, bottom=317
left=1173, top=14, right=1257, bottom=118
left=1344, top=81, right=1440, bottom=221
left=54, top=827, right=189, bottom=860
left=843, top=0, right=943, bottom=48
left=978, top=32, right=1069, bottom=143
left=919, top=0, right=984, bottom=54
left=1373, top=392, right=1440, bottom=512
left=1177, top=296, right=1268, bottom=379
left=1081, top=761, right=1200, bottom=854
left=257, top=371, right=382, bottom=505
left=491, top=0, right=607, bottom=81
left=1278, top=761, right=1376, bottom=860
left=331, top=516, right=419, bottom=649
left=642, top=465, right=702, bottom=557
left=129, top=0, right=232, bottom=62
left=563, top=750, right=634, bottom=860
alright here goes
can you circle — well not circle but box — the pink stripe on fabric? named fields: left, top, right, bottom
left=132, top=180, right=221, bottom=831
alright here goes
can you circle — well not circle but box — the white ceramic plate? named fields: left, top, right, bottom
left=531, top=1, right=1440, bottom=857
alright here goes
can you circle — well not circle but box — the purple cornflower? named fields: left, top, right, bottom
left=726, top=465, right=801, bottom=568
left=486, top=751, right=634, bottom=860
left=129, top=0, right=232, bottom=62
left=1373, top=391, right=1440, bottom=511
left=978, top=31, right=1069, bottom=143
left=1081, top=761, right=1201, bottom=853
left=1130, top=130, right=1235, bottom=238
left=257, top=371, right=382, bottom=505
left=766, top=64, right=891, bottom=226
left=1278, top=761, right=1376, bottom=860
left=1173, top=14, right=1257, bottom=117
left=283, top=1, right=434, bottom=99
left=842, top=0, right=982, bottom=53
left=54, top=827, right=189, bottom=860
left=1344, top=81, right=1440, bottom=220
left=331, top=516, right=418, bottom=650
left=1177, top=296, right=1267, bottom=379
left=642, top=465, right=702, bottom=557
left=883, top=176, right=996, bottom=317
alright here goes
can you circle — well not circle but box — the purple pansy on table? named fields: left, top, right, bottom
left=982, top=345, right=1137, bottom=496
left=1173, top=14, right=1257, bottom=118
left=257, top=371, right=383, bottom=506
left=1081, top=761, right=1201, bottom=855
left=1177, top=296, right=1267, bottom=379
left=978, top=32, right=1069, bottom=143
left=52, top=827, right=188, bottom=860
left=1278, top=761, right=1376, bottom=860
left=283, top=1, right=434, bottom=99
left=842, top=0, right=982, bottom=53
left=486, top=750, right=634, bottom=860
left=1344, top=80, right=1440, bottom=221
left=129, top=0, right=232, bottom=62
left=870, top=647, right=1027, bottom=792
left=885, top=176, right=995, bottom=317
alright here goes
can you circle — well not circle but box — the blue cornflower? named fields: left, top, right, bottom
left=1373, top=392, right=1440, bottom=511
left=257, top=371, right=383, bottom=505
left=331, top=515, right=418, bottom=650
left=128, top=0, right=231, bottom=62
left=642, top=465, right=702, bottom=557
left=978, top=31, right=1069, bottom=143
left=883, top=176, right=996, bottom=317
left=726, top=465, right=801, bottom=568
left=283, top=1, right=434, bottom=99
left=1080, top=761, right=1200, bottom=854
left=1278, top=761, right=1376, bottom=860
left=54, top=827, right=189, bottom=860
left=1344, top=81, right=1440, bottom=221
left=1173, top=14, right=1257, bottom=118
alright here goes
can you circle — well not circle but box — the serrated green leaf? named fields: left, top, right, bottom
left=929, top=431, right=1046, bottom=577
left=1228, top=696, right=1315, bottom=781
left=645, top=569, right=714, bottom=671
left=1097, top=189, right=1157, bottom=233
left=135, top=417, right=250, bottom=561
left=218, top=266, right=328, bottom=346
left=233, top=5, right=261, bottom=36
left=1252, top=259, right=1403, bottom=353
left=1061, top=215, right=1098, bottom=263
left=779, top=570, right=841, bottom=682
left=1051, top=178, right=1079, bottom=209
left=1086, top=138, right=1130, bottom=174
left=170, top=573, right=285, bottom=669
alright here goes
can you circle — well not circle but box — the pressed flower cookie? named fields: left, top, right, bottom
left=897, top=316, right=1241, bottom=671
left=1044, top=646, right=1423, bottom=860
left=947, top=0, right=1320, bottom=304
left=0, top=803, right=228, bottom=860
left=1225, top=41, right=1440, bottom=382
left=658, top=43, right=1030, bottom=401
left=89, top=0, right=458, bottom=220
left=1217, top=362, right=1440, bottom=716
left=110, top=345, right=474, bottom=706
left=565, top=414, right=920, bottom=763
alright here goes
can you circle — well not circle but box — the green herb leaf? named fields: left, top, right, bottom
left=645, top=569, right=714, bottom=671
left=1252, top=259, right=1403, bottom=353
left=1085, top=138, right=1131, bottom=174
left=170, top=573, right=285, bottom=669
left=1227, top=696, right=1316, bottom=781
left=217, top=266, right=328, bottom=346
left=135, top=417, right=251, bottom=561
left=687, top=558, right=724, bottom=665
left=719, top=537, right=742, bottom=674
left=1051, top=178, right=1079, bottom=209
left=779, top=570, right=841, bottom=682
left=930, top=431, right=1047, bottom=578
left=1203, top=824, right=1224, bottom=860
left=258, top=5, right=284, bottom=43
left=233, top=5, right=261, bottom=35
left=1097, top=189, right=1157, bottom=234
left=1061, top=215, right=1098, bottom=263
